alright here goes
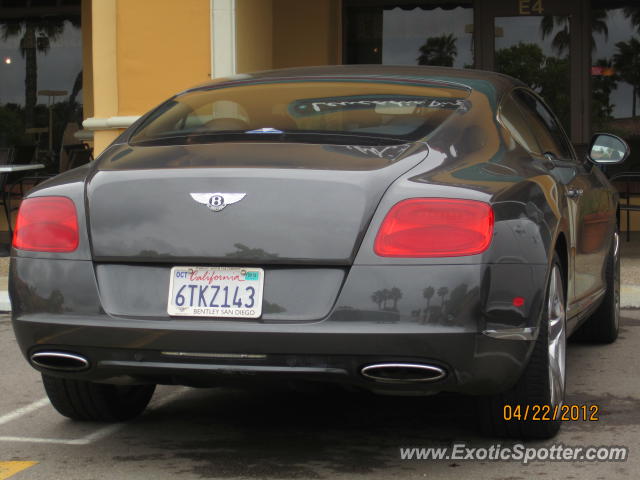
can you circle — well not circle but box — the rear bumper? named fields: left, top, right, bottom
left=12, top=320, right=533, bottom=395
left=10, top=257, right=548, bottom=395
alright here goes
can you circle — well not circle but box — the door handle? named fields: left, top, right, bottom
left=566, top=188, right=583, bottom=198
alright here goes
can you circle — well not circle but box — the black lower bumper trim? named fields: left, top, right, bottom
left=100, top=360, right=348, bottom=376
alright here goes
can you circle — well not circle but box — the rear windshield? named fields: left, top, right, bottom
left=129, top=78, right=470, bottom=146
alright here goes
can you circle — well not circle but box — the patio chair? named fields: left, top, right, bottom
left=8, top=143, right=91, bottom=197
left=3, top=145, right=37, bottom=211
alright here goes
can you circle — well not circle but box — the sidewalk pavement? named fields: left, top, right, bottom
left=620, top=238, right=640, bottom=308
left=0, top=275, right=8, bottom=311
left=0, top=245, right=639, bottom=312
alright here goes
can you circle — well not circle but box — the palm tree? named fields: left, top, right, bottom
left=371, top=290, right=384, bottom=310
left=540, top=10, right=608, bottom=55
left=613, top=37, right=640, bottom=118
left=381, top=288, right=391, bottom=310
left=624, top=7, right=640, bottom=33
left=0, top=16, right=78, bottom=128
left=422, top=286, right=434, bottom=323
left=540, top=15, right=570, bottom=55
left=437, top=286, right=449, bottom=311
left=417, top=33, right=457, bottom=67
left=389, top=287, right=402, bottom=311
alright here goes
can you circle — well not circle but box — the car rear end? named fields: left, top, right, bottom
left=10, top=72, right=547, bottom=397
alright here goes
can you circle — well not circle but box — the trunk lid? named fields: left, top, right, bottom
left=87, top=142, right=427, bottom=264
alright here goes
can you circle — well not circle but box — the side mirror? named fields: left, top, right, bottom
left=588, top=133, right=630, bottom=165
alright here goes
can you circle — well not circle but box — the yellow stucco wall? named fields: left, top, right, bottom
left=89, top=0, right=211, bottom=155
left=236, top=0, right=273, bottom=73
left=272, top=0, right=341, bottom=68
left=88, top=0, right=341, bottom=155
left=115, top=0, right=211, bottom=115
left=237, top=0, right=340, bottom=73
left=91, top=0, right=119, bottom=154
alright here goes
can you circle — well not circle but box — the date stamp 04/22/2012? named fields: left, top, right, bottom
left=503, top=404, right=600, bottom=422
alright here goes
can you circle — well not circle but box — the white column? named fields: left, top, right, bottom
left=211, top=0, right=237, bottom=78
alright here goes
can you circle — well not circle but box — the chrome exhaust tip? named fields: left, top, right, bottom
left=361, top=363, right=446, bottom=383
left=31, top=351, right=90, bottom=371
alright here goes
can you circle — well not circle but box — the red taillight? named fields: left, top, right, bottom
left=13, top=196, right=79, bottom=252
left=374, top=198, right=494, bottom=257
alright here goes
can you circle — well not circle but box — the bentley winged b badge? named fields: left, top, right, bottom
left=190, top=193, right=246, bottom=212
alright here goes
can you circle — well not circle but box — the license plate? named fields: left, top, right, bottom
left=167, top=266, right=264, bottom=318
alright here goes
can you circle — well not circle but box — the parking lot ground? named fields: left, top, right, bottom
left=0, top=312, right=639, bottom=480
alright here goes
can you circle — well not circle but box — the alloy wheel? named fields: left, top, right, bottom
left=547, top=265, right=566, bottom=408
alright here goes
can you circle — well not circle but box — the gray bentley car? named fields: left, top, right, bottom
left=10, top=66, right=628, bottom=439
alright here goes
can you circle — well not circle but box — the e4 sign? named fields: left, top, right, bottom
left=519, top=0, right=544, bottom=15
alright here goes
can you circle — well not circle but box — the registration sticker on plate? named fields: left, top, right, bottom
left=167, top=266, right=264, bottom=318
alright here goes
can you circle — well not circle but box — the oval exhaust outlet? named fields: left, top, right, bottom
left=361, top=363, right=446, bottom=383
left=31, top=352, right=89, bottom=371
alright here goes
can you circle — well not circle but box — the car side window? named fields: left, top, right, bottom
left=498, top=94, right=542, bottom=155
left=512, top=90, right=574, bottom=160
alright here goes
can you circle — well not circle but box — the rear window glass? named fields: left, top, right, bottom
left=129, top=79, right=470, bottom=146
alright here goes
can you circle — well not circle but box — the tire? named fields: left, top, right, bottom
left=480, top=253, right=566, bottom=439
left=572, top=231, right=620, bottom=344
left=42, top=374, right=156, bottom=422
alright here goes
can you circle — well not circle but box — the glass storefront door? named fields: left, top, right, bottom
left=0, top=2, right=83, bottom=170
